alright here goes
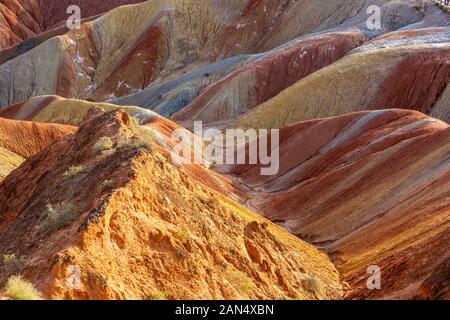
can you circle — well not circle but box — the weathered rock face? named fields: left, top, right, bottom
left=0, top=117, right=74, bottom=181
left=231, top=34, right=450, bottom=130
left=172, top=30, right=366, bottom=127
left=0, top=0, right=147, bottom=49
left=219, top=109, right=450, bottom=299
left=0, top=110, right=342, bottom=300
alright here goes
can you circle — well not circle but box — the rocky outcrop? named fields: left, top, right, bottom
left=0, top=109, right=342, bottom=300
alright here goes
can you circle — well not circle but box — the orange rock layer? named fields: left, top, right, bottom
left=0, top=110, right=342, bottom=300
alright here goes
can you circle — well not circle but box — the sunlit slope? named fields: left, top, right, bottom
left=0, top=109, right=342, bottom=300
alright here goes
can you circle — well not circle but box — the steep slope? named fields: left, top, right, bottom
left=430, top=79, right=450, bottom=122
left=231, top=30, right=450, bottom=130
left=0, top=95, right=161, bottom=126
left=0, top=0, right=173, bottom=107
left=172, top=30, right=366, bottom=127
left=0, top=0, right=146, bottom=49
left=219, top=109, right=450, bottom=299
left=0, top=117, right=75, bottom=181
left=0, top=109, right=342, bottom=300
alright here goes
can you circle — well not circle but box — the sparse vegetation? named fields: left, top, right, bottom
left=174, top=229, right=191, bottom=243
left=102, top=180, right=114, bottom=189
left=63, top=165, right=87, bottom=178
left=302, top=276, right=324, bottom=297
left=150, top=289, right=167, bottom=300
left=41, top=203, right=78, bottom=233
left=117, top=129, right=156, bottom=152
left=93, top=136, right=114, bottom=153
left=225, top=268, right=254, bottom=295
left=176, top=246, right=189, bottom=259
left=0, top=254, right=26, bottom=288
left=130, top=116, right=141, bottom=128
left=435, top=1, right=450, bottom=12
left=4, top=276, right=42, bottom=300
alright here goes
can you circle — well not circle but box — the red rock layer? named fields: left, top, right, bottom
left=173, top=30, right=366, bottom=126
left=367, top=49, right=450, bottom=114
left=219, top=109, right=450, bottom=299
left=0, top=0, right=146, bottom=49
left=0, top=117, right=75, bottom=158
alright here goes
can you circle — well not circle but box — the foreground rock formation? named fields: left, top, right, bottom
left=0, top=0, right=449, bottom=301
left=0, top=110, right=342, bottom=299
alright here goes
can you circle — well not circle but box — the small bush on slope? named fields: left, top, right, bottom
left=302, top=277, right=324, bottom=297
left=93, top=137, right=114, bottom=153
left=102, top=179, right=114, bottom=189
left=117, top=129, right=156, bottom=152
left=63, top=165, right=88, bottom=178
left=149, top=290, right=167, bottom=300
left=0, top=254, right=26, bottom=288
left=41, top=203, right=78, bottom=234
left=225, top=268, right=254, bottom=295
left=5, top=276, right=42, bottom=300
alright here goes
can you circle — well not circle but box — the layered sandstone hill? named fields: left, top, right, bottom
left=1, top=0, right=449, bottom=301
left=0, top=95, right=161, bottom=126
left=0, top=0, right=146, bottom=49
left=0, top=117, right=74, bottom=181
left=0, top=109, right=342, bottom=300
left=219, top=109, right=450, bottom=299
left=231, top=28, right=450, bottom=130
left=0, top=146, right=22, bottom=182
left=114, top=0, right=446, bottom=119
left=0, top=0, right=440, bottom=108
left=172, top=30, right=366, bottom=127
